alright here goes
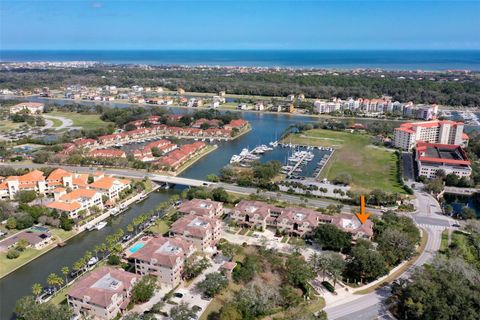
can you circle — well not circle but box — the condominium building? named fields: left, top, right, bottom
left=231, top=200, right=373, bottom=239
left=126, top=236, right=195, bottom=288
left=0, top=170, right=47, bottom=200
left=416, top=142, right=472, bottom=179
left=46, top=188, right=103, bottom=219
left=67, top=267, right=139, bottom=320
left=170, top=214, right=222, bottom=251
left=88, top=174, right=130, bottom=201
left=177, top=198, right=224, bottom=218
left=393, top=120, right=468, bottom=150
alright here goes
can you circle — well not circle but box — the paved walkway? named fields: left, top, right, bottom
left=42, top=114, right=80, bottom=131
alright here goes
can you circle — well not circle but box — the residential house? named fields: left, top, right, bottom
left=0, top=226, right=53, bottom=252
left=9, top=102, right=44, bottom=114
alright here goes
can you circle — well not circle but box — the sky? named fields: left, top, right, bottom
left=0, top=0, right=479, bottom=50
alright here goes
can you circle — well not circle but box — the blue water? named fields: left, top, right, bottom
left=129, top=242, right=144, bottom=253
left=1, top=50, right=480, bottom=70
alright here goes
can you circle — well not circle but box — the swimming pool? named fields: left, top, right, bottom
left=129, top=243, right=145, bottom=253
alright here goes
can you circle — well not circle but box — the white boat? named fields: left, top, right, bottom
left=110, top=208, right=120, bottom=217
left=239, top=148, right=249, bottom=156
left=87, top=257, right=98, bottom=266
left=86, top=223, right=95, bottom=231
left=95, top=221, right=107, bottom=230
left=230, top=155, right=241, bottom=163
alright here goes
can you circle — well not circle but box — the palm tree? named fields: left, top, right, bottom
left=61, top=266, right=69, bottom=284
left=47, top=273, right=57, bottom=288
left=93, top=245, right=101, bottom=260
left=84, top=250, right=92, bottom=264
left=54, top=275, right=64, bottom=289
left=318, top=254, right=331, bottom=281
left=32, top=283, right=42, bottom=299
left=73, top=261, right=84, bottom=275
left=331, top=269, right=342, bottom=289
left=127, top=224, right=134, bottom=234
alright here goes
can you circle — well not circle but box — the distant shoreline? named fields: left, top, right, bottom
left=1, top=49, right=480, bottom=71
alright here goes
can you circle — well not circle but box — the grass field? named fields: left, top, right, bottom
left=0, top=119, right=24, bottom=132
left=284, top=129, right=404, bottom=193
left=48, top=117, right=63, bottom=128
left=48, top=111, right=112, bottom=130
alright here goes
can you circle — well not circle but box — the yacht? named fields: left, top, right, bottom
left=95, top=221, right=107, bottom=230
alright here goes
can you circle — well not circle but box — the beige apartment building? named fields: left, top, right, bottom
left=393, top=120, right=468, bottom=150
left=126, top=236, right=195, bottom=288
left=170, top=214, right=222, bottom=251
left=67, top=267, right=139, bottom=320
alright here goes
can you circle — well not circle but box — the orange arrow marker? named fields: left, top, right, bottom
left=355, top=195, right=370, bottom=224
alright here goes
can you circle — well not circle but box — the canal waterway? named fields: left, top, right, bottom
left=0, top=191, right=175, bottom=319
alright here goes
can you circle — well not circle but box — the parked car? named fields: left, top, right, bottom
left=122, top=234, right=132, bottom=242
left=174, top=292, right=184, bottom=298
left=42, top=286, right=57, bottom=295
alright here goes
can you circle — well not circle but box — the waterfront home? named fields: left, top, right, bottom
left=224, top=119, right=248, bottom=130
left=170, top=214, right=221, bottom=252
left=88, top=175, right=131, bottom=201
left=47, top=188, right=103, bottom=219
left=154, top=141, right=207, bottom=171
left=0, top=170, right=47, bottom=200
left=88, top=149, right=127, bottom=159
left=67, top=266, right=139, bottom=320
left=9, top=102, right=44, bottom=114
left=126, top=236, right=195, bottom=288
left=46, top=168, right=89, bottom=191
left=0, top=226, right=53, bottom=252
left=178, top=198, right=224, bottom=218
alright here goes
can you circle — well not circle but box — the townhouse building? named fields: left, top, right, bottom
left=126, top=236, right=195, bottom=288
left=88, top=149, right=127, bottom=159
left=170, top=214, right=222, bottom=251
left=67, top=267, right=139, bottom=320
left=46, top=188, right=103, bottom=219
left=231, top=200, right=373, bottom=239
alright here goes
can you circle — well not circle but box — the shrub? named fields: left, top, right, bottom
left=7, top=248, right=20, bottom=259
left=108, top=254, right=121, bottom=265
left=321, top=281, right=335, bottom=293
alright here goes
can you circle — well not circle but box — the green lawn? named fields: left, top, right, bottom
left=147, top=220, right=170, bottom=236
left=48, top=117, right=63, bottom=128
left=284, top=129, right=404, bottom=193
left=1, top=244, right=56, bottom=278
left=47, top=111, right=112, bottom=130
left=0, top=119, right=24, bottom=132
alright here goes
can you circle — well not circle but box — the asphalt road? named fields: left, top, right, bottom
left=1, top=162, right=382, bottom=215
left=325, top=189, right=450, bottom=320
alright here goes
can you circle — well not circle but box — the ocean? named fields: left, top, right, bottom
left=1, top=50, right=480, bottom=70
